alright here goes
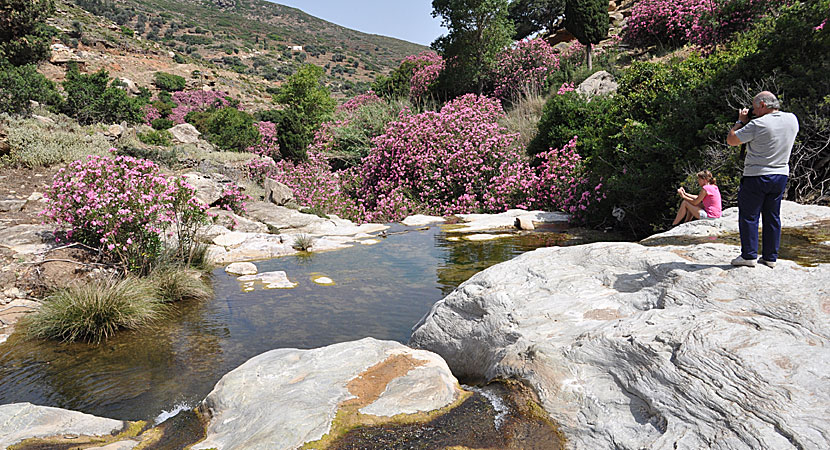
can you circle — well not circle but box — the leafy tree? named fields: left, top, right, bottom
left=61, top=65, right=144, bottom=124
left=0, top=62, right=61, bottom=114
left=431, top=0, right=514, bottom=96
left=203, top=107, right=259, bottom=152
left=371, top=59, right=419, bottom=99
left=273, top=64, right=335, bottom=161
left=508, top=0, right=565, bottom=40
left=563, top=0, right=609, bottom=70
left=0, top=0, right=55, bottom=65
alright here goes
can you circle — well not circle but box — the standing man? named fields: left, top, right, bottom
left=726, top=91, right=799, bottom=268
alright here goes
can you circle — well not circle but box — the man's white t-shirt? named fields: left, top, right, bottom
left=734, top=111, right=799, bottom=177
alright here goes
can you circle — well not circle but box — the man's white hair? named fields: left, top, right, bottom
left=754, top=91, right=781, bottom=109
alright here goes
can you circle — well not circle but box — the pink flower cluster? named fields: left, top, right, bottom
left=42, top=154, right=207, bottom=272
left=403, top=51, right=444, bottom=102
left=142, top=104, right=161, bottom=126
left=215, top=181, right=250, bottom=214
left=246, top=121, right=280, bottom=160
left=816, top=19, right=827, bottom=31
left=492, top=38, right=560, bottom=100
left=557, top=82, right=576, bottom=95
left=169, top=90, right=231, bottom=124
left=338, top=91, right=383, bottom=112
left=624, top=0, right=785, bottom=47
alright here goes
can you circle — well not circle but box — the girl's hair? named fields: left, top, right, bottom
left=697, top=170, right=716, bottom=185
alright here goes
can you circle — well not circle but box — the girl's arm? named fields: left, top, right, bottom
left=687, top=189, right=707, bottom=206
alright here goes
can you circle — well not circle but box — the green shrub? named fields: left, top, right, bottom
left=115, top=144, right=179, bottom=168
left=25, top=277, right=165, bottom=343
left=153, top=71, right=186, bottom=92
left=0, top=0, right=55, bottom=66
left=203, top=107, right=260, bottom=152
left=138, top=129, right=173, bottom=146
left=272, top=65, right=335, bottom=160
left=149, top=267, right=212, bottom=303
left=0, top=63, right=61, bottom=114
left=61, top=65, right=144, bottom=125
left=1, top=114, right=111, bottom=167
left=151, top=117, right=174, bottom=130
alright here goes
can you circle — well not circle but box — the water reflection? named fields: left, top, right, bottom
left=0, top=225, right=617, bottom=421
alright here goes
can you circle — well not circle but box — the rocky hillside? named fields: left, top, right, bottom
left=42, top=0, right=427, bottom=104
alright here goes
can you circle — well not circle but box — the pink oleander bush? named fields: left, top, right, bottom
left=492, top=38, right=560, bottom=101
left=142, top=104, right=161, bottom=126
left=214, top=181, right=250, bottom=214
left=403, top=51, right=444, bottom=102
left=624, top=0, right=787, bottom=48
left=557, top=82, right=576, bottom=95
left=245, top=95, right=604, bottom=224
left=338, top=91, right=384, bottom=112
left=42, top=154, right=208, bottom=274
left=246, top=121, right=280, bottom=160
left=169, top=90, right=231, bottom=124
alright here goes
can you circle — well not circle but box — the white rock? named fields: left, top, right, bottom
left=515, top=216, right=535, bottom=230
left=359, top=239, right=380, bottom=245
left=0, top=224, right=56, bottom=254
left=193, top=338, right=460, bottom=450
left=237, top=271, right=297, bottom=289
left=402, top=215, right=445, bottom=227
left=264, top=178, right=295, bottom=206
left=465, top=233, right=512, bottom=241
left=225, top=262, right=258, bottom=276
left=0, top=403, right=127, bottom=449
left=453, top=210, right=569, bottom=233
left=212, top=231, right=249, bottom=247
left=411, top=238, right=830, bottom=450
left=577, top=70, right=618, bottom=99
left=169, top=123, right=201, bottom=143
left=312, top=276, right=334, bottom=285
left=182, top=173, right=224, bottom=205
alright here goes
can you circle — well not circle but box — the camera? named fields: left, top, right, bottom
left=747, top=106, right=755, bottom=120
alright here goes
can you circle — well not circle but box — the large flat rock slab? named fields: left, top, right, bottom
left=411, top=241, right=830, bottom=450
left=0, top=403, right=127, bottom=449
left=193, top=337, right=461, bottom=450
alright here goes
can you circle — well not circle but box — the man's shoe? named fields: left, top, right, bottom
left=730, top=256, right=756, bottom=267
left=758, top=258, right=776, bottom=268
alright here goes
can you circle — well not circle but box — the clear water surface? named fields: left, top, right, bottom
left=0, top=225, right=621, bottom=421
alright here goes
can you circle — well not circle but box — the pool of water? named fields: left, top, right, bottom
left=0, top=225, right=623, bottom=422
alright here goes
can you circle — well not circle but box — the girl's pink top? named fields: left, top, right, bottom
left=702, top=184, right=722, bottom=218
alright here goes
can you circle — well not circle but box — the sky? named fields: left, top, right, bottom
left=267, top=1, right=448, bottom=46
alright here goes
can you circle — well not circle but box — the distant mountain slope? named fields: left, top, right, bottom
left=65, top=0, right=427, bottom=95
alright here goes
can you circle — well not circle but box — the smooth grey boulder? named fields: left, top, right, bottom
left=193, top=337, right=461, bottom=450
left=454, top=209, right=569, bottom=233
left=577, top=70, right=618, bottom=99
left=411, top=241, right=830, bottom=449
left=264, top=178, right=295, bottom=206
left=0, top=199, right=26, bottom=212
left=208, top=207, right=269, bottom=233
left=0, top=403, right=127, bottom=449
left=169, top=123, right=201, bottom=144
left=182, top=173, right=226, bottom=206
left=0, top=224, right=55, bottom=255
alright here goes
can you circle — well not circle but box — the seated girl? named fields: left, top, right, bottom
left=672, top=170, right=722, bottom=226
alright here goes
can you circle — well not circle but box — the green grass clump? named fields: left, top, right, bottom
left=26, top=278, right=165, bottom=343
left=292, top=233, right=314, bottom=251
left=149, top=266, right=213, bottom=303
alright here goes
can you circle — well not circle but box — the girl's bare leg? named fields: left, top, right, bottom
left=683, top=203, right=705, bottom=223
left=672, top=201, right=688, bottom=225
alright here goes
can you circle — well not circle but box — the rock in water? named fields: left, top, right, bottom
left=225, top=262, right=258, bottom=276
left=193, top=338, right=461, bottom=450
left=411, top=241, right=830, bottom=449
left=0, top=403, right=127, bottom=449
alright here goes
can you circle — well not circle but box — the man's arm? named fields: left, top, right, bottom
left=727, top=121, right=744, bottom=146
left=727, top=108, right=751, bottom=146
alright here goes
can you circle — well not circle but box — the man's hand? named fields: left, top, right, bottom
left=738, top=108, right=750, bottom=124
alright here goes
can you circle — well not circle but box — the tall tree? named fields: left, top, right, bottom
left=273, top=64, right=335, bottom=161
left=0, top=0, right=55, bottom=65
left=431, top=0, right=514, bottom=96
left=508, top=0, right=565, bottom=40
left=563, top=0, right=609, bottom=70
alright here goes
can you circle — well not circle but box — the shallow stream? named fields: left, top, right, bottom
left=0, top=224, right=621, bottom=422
